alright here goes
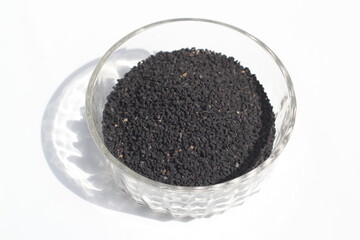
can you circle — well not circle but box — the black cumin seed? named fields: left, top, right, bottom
left=102, top=48, right=275, bottom=186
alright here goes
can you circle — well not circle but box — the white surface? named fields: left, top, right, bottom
left=1, top=0, right=359, bottom=239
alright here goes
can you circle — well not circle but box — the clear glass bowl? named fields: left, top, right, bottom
left=85, top=18, right=296, bottom=218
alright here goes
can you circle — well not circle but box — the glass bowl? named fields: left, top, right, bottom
left=85, top=18, right=296, bottom=218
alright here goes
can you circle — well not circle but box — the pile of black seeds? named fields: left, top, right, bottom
left=102, top=48, right=275, bottom=186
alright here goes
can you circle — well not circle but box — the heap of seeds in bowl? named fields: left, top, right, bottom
left=102, top=48, right=275, bottom=186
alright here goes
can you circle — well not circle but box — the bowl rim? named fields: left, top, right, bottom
left=85, top=18, right=296, bottom=191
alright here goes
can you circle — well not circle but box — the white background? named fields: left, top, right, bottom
left=1, top=0, right=360, bottom=239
